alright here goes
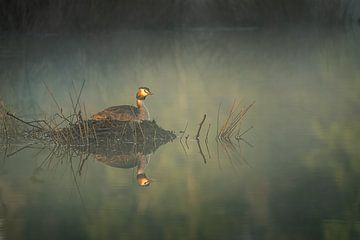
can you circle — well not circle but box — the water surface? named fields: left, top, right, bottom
left=0, top=26, right=360, bottom=239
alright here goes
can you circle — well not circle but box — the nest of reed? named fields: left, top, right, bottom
left=34, top=119, right=176, bottom=147
left=5, top=80, right=176, bottom=147
left=0, top=100, right=24, bottom=144
left=13, top=104, right=176, bottom=148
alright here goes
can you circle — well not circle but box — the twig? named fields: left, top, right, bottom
left=78, top=153, right=90, bottom=176
left=220, top=141, right=240, bottom=173
left=6, top=143, right=35, bottom=158
left=195, top=114, right=206, bottom=140
left=68, top=154, right=89, bottom=219
left=69, top=92, right=77, bottom=123
left=27, top=119, right=52, bottom=130
left=205, top=138, right=211, bottom=159
left=6, top=112, right=43, bottom=130
left=92, top=124, right=98, bottom=146
left=205, top=123, right=211, bottom=143
left=74, top=80, right=86, bottom=112
left=54, top=113, right=72, bottom=124
left=2, top=114, right=8, bottom=144
left=43, top=81, right=73, bottom=124
left=179, top=139, right=189, bottom=159
left=216, top=139, right=222, bottom=170
left=237, top=137, right=254, bottom=148
left=42, top=80, right=62, bottom=113
left=185, top=134, right=189, bottom=149
left=196, top=140, right=207, bottom=164
left=216, top=103, right=221, bottom=138
left=235, top=126, right=253, bottom=139
left=180, top=121, right=188, bottom=142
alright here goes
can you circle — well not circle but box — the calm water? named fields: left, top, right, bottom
left=0, top=26, right=360, bottom=240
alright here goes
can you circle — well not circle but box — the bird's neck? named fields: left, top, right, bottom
left=136, top=99, right=150, bottom=120
left=136, top=154, right=150, bottom=175
left=136, top=99, right=144, bottom=109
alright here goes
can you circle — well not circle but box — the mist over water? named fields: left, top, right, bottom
left=0, top=21, right=360, bottom=240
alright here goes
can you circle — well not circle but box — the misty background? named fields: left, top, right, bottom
left=0, top=0, right=360, bottom=32
left=1, top=1, right=360, bottom=240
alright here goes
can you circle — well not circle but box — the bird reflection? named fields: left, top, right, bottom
left=95, top=151, right=152, bottom=187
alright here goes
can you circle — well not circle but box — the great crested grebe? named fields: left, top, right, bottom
left=95, top=152, right=152, bottom=187
left=92, top=87, right=153, bottom=121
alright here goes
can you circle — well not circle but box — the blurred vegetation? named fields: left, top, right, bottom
left=0, top=0, right=359, bottom=32
left=307, top=120, right=360, bottom=240
left=303, top=32, right=360, bottom=240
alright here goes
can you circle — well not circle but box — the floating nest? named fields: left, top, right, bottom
left=27, top=119, right=176, bottom=147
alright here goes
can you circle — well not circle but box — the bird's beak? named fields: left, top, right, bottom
left=148, top=91, right=154, bottom=95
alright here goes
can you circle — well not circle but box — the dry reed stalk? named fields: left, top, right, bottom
left=69, top=92, right=76, bottom=122
left=78, top=123, right=84, bottom=145
left=50, top=113, right=75, bottom=130
left=2, top=114, right=8, bottom=144
left=72, top=79, right=86, bottom=122
left=42, top=81, right=71, bottom=124
left=217, top=103, right=221, bottom=137
left=67, top=125, right=76, bottom=144
left=218, top=100, right=255, bottom=141
left=218, top=99, right=239, bottom=138
left=205, top=123, right=211, bottom=143
left=235, top=126, right=254, bottom=140
left=92, top=124, right=98, bottom=146
left=82, top=104, right=90, bottom=147
left=57, top=126, right=69, bottom=145
left=47, top=118, right=62, bottom=144
left=6, top=112, right=42, bottom=130
left=195, top=114, right=207, bottom=140
left=227, top=102, right=255, bottom=139
left=83, top=119, right=89, bottom=146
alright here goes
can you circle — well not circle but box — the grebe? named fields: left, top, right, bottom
left=92, top=87, right=153, bottom=121
left=95, top=152, right=152, bottom=187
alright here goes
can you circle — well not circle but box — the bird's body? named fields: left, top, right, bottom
left=92, top=102, right=149, bottom=121
left=92, top=87, right=153, bottom=121
left=95, top=152, right=152, bottom=187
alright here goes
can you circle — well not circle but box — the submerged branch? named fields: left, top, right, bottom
left=205, top=123, right=211, bottom=143
left=6, top=112, right=43, bottom=130
left=195, top=114, right=207, bottom=140
left=196, top=139, right=207, bottom=164
left=180, top=121, right=188, bottom=142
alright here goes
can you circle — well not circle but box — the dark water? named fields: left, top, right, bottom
left=0, top=26, right=360, bottom=239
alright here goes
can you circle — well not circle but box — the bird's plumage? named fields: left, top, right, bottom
left=91, top=87, right=152, bottom=121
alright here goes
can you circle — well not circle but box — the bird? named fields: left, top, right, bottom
left=95, top=152, right=152, bottom=187
left=91, top=87, right=153, bottom=121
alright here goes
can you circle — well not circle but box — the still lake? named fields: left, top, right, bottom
left=0, top=26, right=360, bottom=239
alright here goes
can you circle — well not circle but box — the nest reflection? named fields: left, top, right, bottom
left=89, top=141, right=166, bottom=187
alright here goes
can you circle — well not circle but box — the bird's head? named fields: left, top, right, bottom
left=137, top=173, right=152, bottom=187
left=136, top=87, right=153, bottom=100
